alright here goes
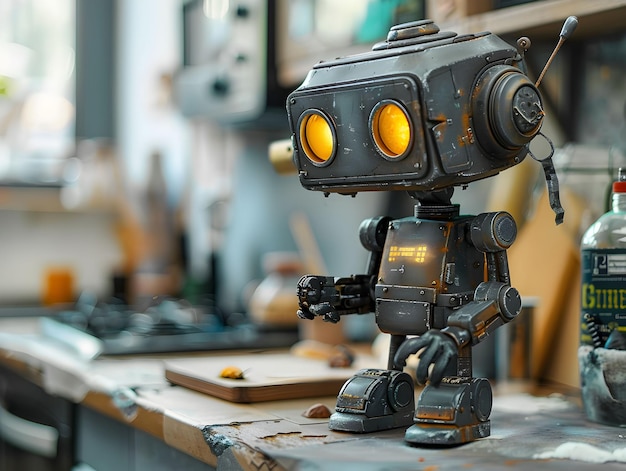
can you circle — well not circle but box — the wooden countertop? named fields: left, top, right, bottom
left=1, top=317, right=626, bottom=470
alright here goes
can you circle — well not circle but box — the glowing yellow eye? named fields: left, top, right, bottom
left=372, top=102, right=411, bottom=158
left=300, top=112, right=335, bottom=164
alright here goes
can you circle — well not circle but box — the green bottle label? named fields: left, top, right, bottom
left=581, top=248, right=626, bottom=347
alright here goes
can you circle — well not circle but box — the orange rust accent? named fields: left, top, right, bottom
left=416, top=407, right=455, bottom=421
left=458, top=111, right=472, bottom=147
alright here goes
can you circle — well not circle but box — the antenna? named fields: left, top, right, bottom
left=535, top=16, right=578, bottom=88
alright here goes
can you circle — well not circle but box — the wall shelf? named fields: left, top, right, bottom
left=279, top=0, right=626, bottom=88
left=439, top=0, right=626, bottom=39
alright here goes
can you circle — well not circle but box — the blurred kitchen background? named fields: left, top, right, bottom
left=0, top=0, right=625, bottom=383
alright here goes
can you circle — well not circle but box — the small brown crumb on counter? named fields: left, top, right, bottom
left=302, top=403, right=332, bottom=418
left=328, top=344, right=355, bottom=368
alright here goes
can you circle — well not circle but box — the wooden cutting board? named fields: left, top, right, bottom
left=164, top=352, right=378, bottom=403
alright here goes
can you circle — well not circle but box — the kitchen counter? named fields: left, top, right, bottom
left=1, top=317, right=626, bottom=470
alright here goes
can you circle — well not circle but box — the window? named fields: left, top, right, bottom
left=0, top=0, right=75, bottom=184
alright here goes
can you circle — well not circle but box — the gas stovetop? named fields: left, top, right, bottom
left=40, top=295, right=298, bottom=359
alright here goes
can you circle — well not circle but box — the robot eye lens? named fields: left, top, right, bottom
left=300, top=111, right=335, bottom=164
left=371, top=102, right=411, bottom=159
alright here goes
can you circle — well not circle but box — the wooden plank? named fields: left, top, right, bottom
left=508, top=190, right=579, bottom=381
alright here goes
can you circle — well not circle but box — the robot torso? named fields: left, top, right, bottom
left=375, top=215, right=486, bottom=335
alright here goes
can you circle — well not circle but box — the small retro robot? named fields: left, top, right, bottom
left=285, top=17, right=576, bottom=445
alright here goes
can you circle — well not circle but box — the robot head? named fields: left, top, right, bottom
left=286, top=20, right=543, bottom=195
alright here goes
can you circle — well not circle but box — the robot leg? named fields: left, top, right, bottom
left=329, top=369, right=415, bottom=433
left=404, top=377, right=492, bottom=446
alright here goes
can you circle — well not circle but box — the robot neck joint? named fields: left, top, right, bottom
left=415, top=203, right=460, bottom=220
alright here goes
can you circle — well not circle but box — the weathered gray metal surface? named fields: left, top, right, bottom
left=217, top=394, right=626, bottom=470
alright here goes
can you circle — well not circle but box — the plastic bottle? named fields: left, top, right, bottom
left=580, top=168, right=626, bottom=426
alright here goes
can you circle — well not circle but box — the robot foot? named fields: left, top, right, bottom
left=328, top=369, right=415, bottom=433
left=405, top=377, right=492, bottom=446
left=330, top=410, right=414, bottom=433
left=404, top=421, right=490, bottom=446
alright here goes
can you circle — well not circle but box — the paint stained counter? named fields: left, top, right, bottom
left=0, top=317, right=625, bottom=470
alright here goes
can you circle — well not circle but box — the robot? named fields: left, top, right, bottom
left=284, top=17, right=577, bottom=445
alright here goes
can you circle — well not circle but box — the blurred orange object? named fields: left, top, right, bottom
left=43, top=267, right=74, bottom=306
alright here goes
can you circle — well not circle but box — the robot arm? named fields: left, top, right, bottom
left=296, top=216, right=390, bottom=323
left=443, top=280, right=521, bottom=347
left=443, top=211, right=522, bottom=347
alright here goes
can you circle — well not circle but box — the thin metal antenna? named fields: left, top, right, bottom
left=535, top=16, right=578, bottom=88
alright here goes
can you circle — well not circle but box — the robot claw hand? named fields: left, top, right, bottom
left=297, top=302, right=340, bottom=323
left=296, top=274, right=374, bottom=323
left=394, top=331, right=459, bottom=386
left=296, top=275, right=339, bottom=322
